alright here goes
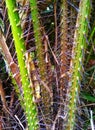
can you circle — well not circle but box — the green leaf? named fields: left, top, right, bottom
left=81, top=92, right=95, bottom=102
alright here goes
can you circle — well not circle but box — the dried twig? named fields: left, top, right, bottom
left=0, top=32, right=22, bottom=89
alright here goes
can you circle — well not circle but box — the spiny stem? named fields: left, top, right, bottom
left=67, top=0, right=91, bottom=129
left=30, top=0, right=46, bottom=78
left=5, top=0, right=39, bottom=129
left=30, top=0, right=52, bottom=127
left=60, top=0, right=68, bottom=88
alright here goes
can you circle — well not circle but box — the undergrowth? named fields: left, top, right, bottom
left=0, top=0, right=95, bottom=130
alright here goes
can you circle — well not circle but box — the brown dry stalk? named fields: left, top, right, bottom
left=0, top=32, right=21, bottom=88
left=16, top=0, right=29, bottom=6
left=41, top=26, right=53, bottom=94
left=0, top=116, right=3, bottom=130
left=0, top=79, right=7, bottom=110
left=25, top=52, right=41, bottom=102
left=0, top=79, right=12, bottom=116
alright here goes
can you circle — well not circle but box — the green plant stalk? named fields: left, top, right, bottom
left=30, top=0, right=45, bottom=78
left=5, top=0, right=38, bottom=129
left=66, top=0, right=91, bottom=130
left=29, top=0, right=52, bottom=126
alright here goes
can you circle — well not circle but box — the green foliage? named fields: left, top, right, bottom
left=81, top=92, right=95, bottom=102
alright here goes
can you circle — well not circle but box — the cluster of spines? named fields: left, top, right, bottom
left=67, top=0, right=91, bottom=130
left=5, top=0, right=38, bottom=129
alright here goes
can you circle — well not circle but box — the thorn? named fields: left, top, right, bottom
left=13, top=8, right=18, bottom=12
